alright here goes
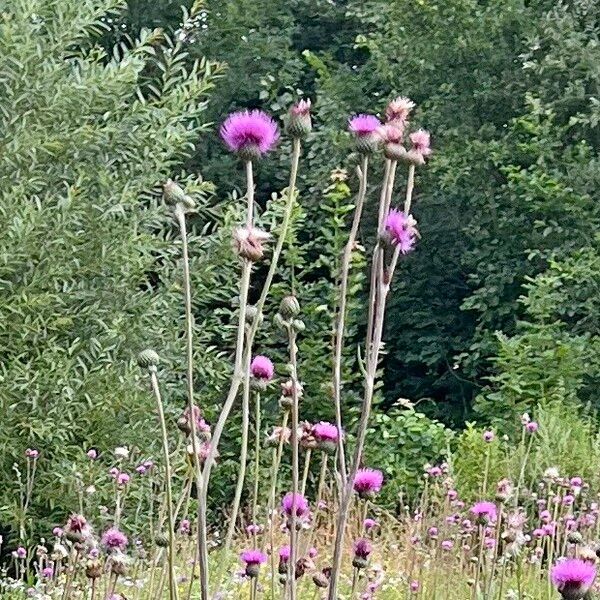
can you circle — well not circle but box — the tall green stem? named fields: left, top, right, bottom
left=149, top=369, right=179, bottom=600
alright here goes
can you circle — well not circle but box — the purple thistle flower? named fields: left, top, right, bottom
left=240, top=549, right=267, bottom=565
left=348, top=114, right=381, bottom=136
left=353, top=468, right=384, bottom=499
left=86, top=449, right=98, bottom=460
left=352, top=538, right=372, bottom=570
left=101, top=528, right=128, bottom=552
left=15, top=547, right=26, bottom=559
left=281, top=492, right=309, bottom=517
left=551, top=558, right=596, bottom=599
left=348, top=114, right=382, bottom=154
left=353, top=538, right=372, bottom=559
left=240, top=549, right=267, bottom=578
left=526, top=421, right=539, bottom=433
left=363, top=518, right=378, bottom=531
left=383, top=209, right=418, bottom=253
left=220, top=110, right=279, bottom=160
left=64, top=514, right=92, bottom=543
left=279, top=545, right=291, bottom=562
left=312, top=422, right=339, bottom=442
left=250, top=355, right=274, bottom=380
left=483, top=430, right=494, bottom=443
left=41, top=566, right=54, bottom=579
left=470, top=501, right=497, bottom=524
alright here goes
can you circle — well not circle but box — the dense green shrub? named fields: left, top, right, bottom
left=0, top=0, right=230, bottom=535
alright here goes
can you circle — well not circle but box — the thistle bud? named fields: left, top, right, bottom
left=163, top=179, right=195, bottom=209
left=280, top=295, right=300, bottom=318
left=286, top=99, right=312, bottom=139
left=138, top=349, right=160, bottom=370
left=233, top=226, right=270, bottom=262
left=155, top=533, right=168, bottom=548
left=85, top=560, right=102, bottom=580
left=291, top=319, right=305, bottom=333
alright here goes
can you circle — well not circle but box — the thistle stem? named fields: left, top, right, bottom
left=287, top=324, right=301, bottom=600
left=149, top=369, right=179, bottom=600
left=332, top=154, right=369, bottom=486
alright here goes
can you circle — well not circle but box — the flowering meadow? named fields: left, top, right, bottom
left=2, top=84, right=599, bottom=600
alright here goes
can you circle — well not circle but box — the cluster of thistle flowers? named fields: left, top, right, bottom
left=223, top=98, right=428, bottom=263
left=0, top=444, right=201, bottom=600
left=395, top=414, right=600, bottom=599
left=237, top=466, right=385, bottom=595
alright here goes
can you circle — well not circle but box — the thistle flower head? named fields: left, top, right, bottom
left=265, top=426, right=291, bottom=447
left=233, top=226, right=270, bottom=262
left=526, top=421, right=539, bottom=433
left=483, top=430, right=494, bottom=443
left=65, top=514, right=92, bottom=542
left=101, top=528, right=128, bottom=552
left=551, top=558, right=596, bottom=600
left=385, top=96, right=415, bottom=124
left=281, top=492, right=309, bottom=517
left=250, top=355, right=275, bottom=380
left=353, top=538, right=372, bottom=559
left=312, top=421, right=339, bottom=441
left=409, top=129, right=432, bottom=156
left=312, top=422, right=340, bottom=455
left=240, top=549, right=267, bottom=565
left=279, top=545, right=291, bottom=562
left=364, top=518, right=378, bottom=531
left=383, top=209, right=418, bottom=253
left=287, top=99, right=312, bottom=138
left=470, top=501, right=498, bottom=524
left=353, top=468, right=384, bottom=499
left=240, top=549, right=267, bottom=578
left=348, top=114, right=381, bottom=136
left=348, top=114, right=382, bottom=154
left=220, top=110, right=279, bottom=160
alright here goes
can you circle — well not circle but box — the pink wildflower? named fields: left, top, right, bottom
left=383, top=209, right=418, bottom=253
left=551, top=558, right=596, bottom=599
left=409, top=129, right=432, bottom=156
left=220, top=110, right=279, bottom=159
left=483, top=430, right=494, bottom=443
left=279, top=545, right=291, bottom=562
left=526, top=421, right=539, bottom=433
left=312, top=422, right=339, bottom=442
left=250, top=355, right=274, bottom=380
left=470, top=501, right=497, bottom=524
left=353, top=468, right=384, bottom=499
left=41, top=566, right=53, bottom=579
left=240, top=549, right=267, bottom=578
left=64, top=514, right=92, bottom=542
left=363, top=518, right=378, bottom=531
left=25, top=448, right=39, bottom=459
left=385, top=96, right=415, bottom=124
left=281, top=492, right=309, bottom=517
left=86, top=449, right=98, bottom=460
left=101, top=528, right=128, bottom=552
left=348, top=114, right=382, bottom=154
left=287, top=99, right=312, bottom=138
left=441, top=540, right=454, bottom=551
left=348, top=114, right=381, bottom=136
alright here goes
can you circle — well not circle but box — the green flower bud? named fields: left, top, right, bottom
left=138, top=349, right=160, bottom=369
left=163, top=179, right=195, bottom=209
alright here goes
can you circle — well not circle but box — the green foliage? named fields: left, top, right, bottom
left=365, top=406, right=452, bottom=504
left=452, top=424, right=506, bottom=502
left=0, top=0, right=231, bottom=536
